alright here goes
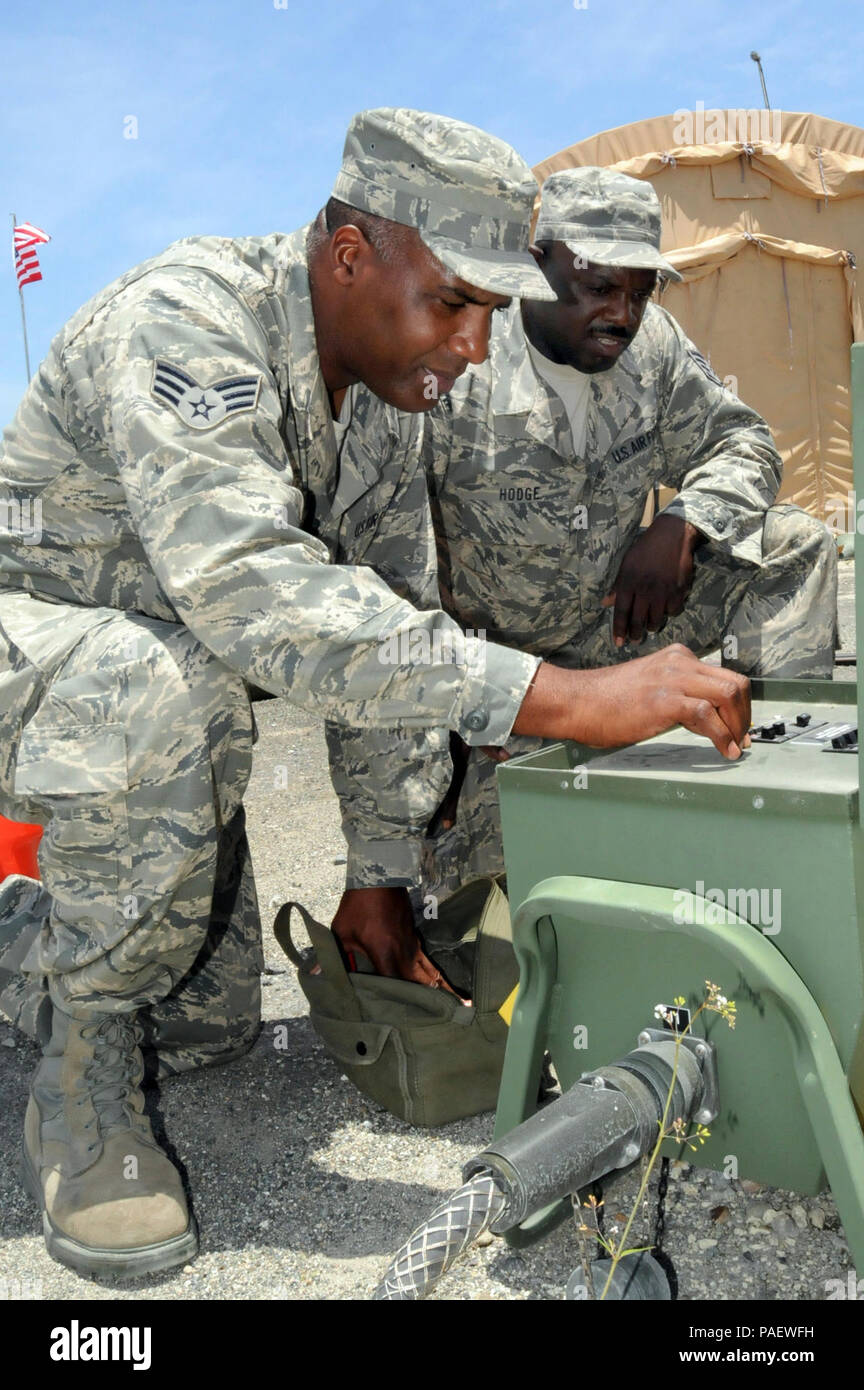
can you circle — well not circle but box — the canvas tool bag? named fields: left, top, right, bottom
left=273, top=876, right=517, bottom=1127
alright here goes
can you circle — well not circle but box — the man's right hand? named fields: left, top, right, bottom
left=512, top=645, right=750, bottom=759
left=331, top=887, right=466, bottom=1000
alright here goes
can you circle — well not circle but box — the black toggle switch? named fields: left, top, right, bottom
left=831, top=730, right=857, bottom=750
left=772, top=722, right=786, bottom=736
left=761, top=726, right=776, bottom=739
left=796, top=713, right=811, bottom=727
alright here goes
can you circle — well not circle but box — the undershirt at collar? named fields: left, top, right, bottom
left=526, top=339, right=592, bottom=457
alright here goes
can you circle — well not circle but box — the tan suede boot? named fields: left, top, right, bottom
left=21, top=1008, right=198, bottom=1277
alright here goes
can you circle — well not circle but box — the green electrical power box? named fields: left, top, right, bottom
left=493, top=346, right=864, bottom=1270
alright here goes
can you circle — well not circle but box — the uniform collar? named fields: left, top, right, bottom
left=275, top=224, right=400, bottom=520
left=489, top=304, right=573, bottom=456
left=277, top=226, right=334, bottom=421
left=490, top=302, right=650, bottom=461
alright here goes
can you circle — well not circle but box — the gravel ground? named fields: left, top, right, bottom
left=0, top=563, right=858, bottom=1302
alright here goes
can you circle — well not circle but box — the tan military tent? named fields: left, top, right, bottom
left=534, top=111, right=864, bottom=525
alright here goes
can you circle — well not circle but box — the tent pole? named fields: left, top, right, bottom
left=749, top=51, right=772, bottom=110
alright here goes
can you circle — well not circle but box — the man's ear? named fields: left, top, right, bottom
left=329, top=224, right=370, bottom=287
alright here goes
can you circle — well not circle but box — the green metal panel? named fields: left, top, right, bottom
left=498, top=689, right=864, bottom=1194
left=495, top=877, right=864, bottom=1267
left=492, top=345, right=864, bottom=1264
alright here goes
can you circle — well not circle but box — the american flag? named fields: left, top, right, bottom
left=13, top=222, right=51, bottom=290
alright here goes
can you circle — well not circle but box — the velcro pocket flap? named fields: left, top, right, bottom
left=311, top=1013, right=394, bottom=1066
left=14, top=724, right=128, bottom=796
left=355, top=972, right=474, bottom=1025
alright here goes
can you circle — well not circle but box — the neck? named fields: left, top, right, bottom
left=520, top=300, right=560, bottom=363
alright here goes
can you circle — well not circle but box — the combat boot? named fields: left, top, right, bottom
left=21, top=1006, right=198, bottom=1278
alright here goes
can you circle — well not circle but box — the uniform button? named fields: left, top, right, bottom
left=464, top=709, right=489, bottom=733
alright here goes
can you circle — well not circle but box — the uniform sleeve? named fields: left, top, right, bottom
left=99, top=267, right=538, bottom=737
left=652, top=309, right=782, bottom=564
left=325, top=721, right=452, bottom=887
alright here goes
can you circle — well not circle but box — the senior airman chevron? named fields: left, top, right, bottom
left=151, top=360, right=262, bottom=430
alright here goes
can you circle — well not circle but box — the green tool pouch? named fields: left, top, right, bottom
left=273, top=876, right=517, bottom=1127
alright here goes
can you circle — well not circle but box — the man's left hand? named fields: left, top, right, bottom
left=602, top=514, right=704, bottom=646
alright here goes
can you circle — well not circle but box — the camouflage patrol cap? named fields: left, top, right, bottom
left=331, top=108, right=557, bottom=301
left=535, top=167, right=682, bottom=282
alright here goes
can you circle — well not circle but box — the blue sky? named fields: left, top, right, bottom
left=2, top=0, right=863, bottom=423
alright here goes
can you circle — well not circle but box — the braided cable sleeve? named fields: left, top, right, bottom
left=373, top=1171, right=509, bottom=1301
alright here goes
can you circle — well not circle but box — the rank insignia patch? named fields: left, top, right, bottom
left=687, top=348, right=722, bottom=386
left=151, top=361, right=262, bottom=430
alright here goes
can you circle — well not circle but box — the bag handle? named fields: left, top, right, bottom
left=272, top=900, right=362, bottom=1018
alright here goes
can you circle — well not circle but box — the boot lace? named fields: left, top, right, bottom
left=79, top=1015, right=145, bottom=1135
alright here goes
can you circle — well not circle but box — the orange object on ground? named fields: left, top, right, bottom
left=0, top=814, right=42, bottom=880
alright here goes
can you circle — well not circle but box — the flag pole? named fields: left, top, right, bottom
left=11, top=212, right=33, bottom=382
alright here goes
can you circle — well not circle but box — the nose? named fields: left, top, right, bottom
left=447, top=306, right=493, bottom=365
left=603, top=291, right=640, bottom=332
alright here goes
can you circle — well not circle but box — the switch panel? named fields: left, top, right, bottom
left=749, top=714, right=828, bottom=744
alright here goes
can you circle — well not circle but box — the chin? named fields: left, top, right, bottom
left=569, top=348, right=620, bottom=374
left=380, top=383, right=438, bottom=414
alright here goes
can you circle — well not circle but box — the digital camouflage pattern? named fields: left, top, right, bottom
left=534, top=167, right=682, bottom=279
left=429, top=300, right=835, bottom=646
left=333, top=298, right=838, bottom=894
left=0, top=227, right=533, bottom=736
left=0, top=215, right=542, bottom=1067
left=333, top=108, right=555, bottom=301
left=0, top=593, right=263, bottom=1069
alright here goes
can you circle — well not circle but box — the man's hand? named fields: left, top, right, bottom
left=331, top=886, right=466, bottom=999
left=602, top=514, right=704, bottom=646
left=513, top=645, right=751, bottom=759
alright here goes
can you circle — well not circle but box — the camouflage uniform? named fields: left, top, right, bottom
left=332, top=169, right=838, bottom=903
left=0, top=109, right=553, bottom=1074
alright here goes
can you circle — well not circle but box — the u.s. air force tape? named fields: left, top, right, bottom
left=151, top=360, right=262, bottom=431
